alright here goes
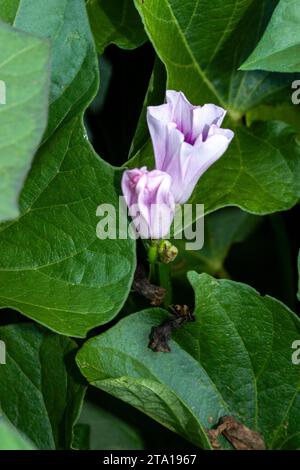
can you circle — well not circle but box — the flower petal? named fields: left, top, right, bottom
left=192, top=104, right=226, bottom=142
left=166, top=90, right=194, bottom=138
left=121, top=168, right=146, bottom=207
left=147, top=106, right=171, bottom=169
left=187, top=132, right=234, bottom=194
left=123, top=169, right=175, bottom=239
left=146, top=91, right=234, bottom=205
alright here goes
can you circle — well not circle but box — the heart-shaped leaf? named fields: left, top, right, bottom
left=0, top=21, right=50, bottom=221
left=13, top=0, right=98, bottom=138
left=87, top=0, right=147, bottom=53
left=77, top=271, right=300, bottom=450
left=0, top=1, right=136, bottom=337
left=0, top=417, right=35, bottom=450
left=0, top=323, right=85, bottom=449
left=0, top=0, right=19, bottom=23
left=134, top=0, right=293, bottom=112
left=241, top=0, right=300, bottom=72
left=246, top=103, right=300, bottom=133
left=0, top=118, right=136, bottom=337
left=76, top=400, right=144, bottom=450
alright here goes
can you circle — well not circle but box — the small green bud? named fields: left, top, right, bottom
left=157, top=240, right=178, bottom=264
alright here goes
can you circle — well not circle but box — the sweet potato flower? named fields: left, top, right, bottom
left=147, top=90, right=234, bottom=203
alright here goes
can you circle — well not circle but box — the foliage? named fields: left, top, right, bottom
left=0, top=0, right=299, bottom=451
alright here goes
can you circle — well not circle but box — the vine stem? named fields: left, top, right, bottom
left=147, top=242, right=158, bottom=283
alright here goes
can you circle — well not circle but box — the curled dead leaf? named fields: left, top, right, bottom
left=208, top=416, right=265, bottom=450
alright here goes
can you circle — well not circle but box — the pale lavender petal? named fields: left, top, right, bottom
left=168, top=143, right=200, bottom=203
left=122, top=168, right=175, bottom=239
left=147, top=103, right=171, bottom=124
left=189, top=134, right=233, bottom=188
left=192, top=104, right=226, bottom=142
left=147, top=108, right=171, bottom=169
left=121, top=167, right=146, bottom=207
left=175, top=128, right=233, bottom=203
left=137, top=170, right=168, bottom=221
left=166, top=90, right=194, bottom=138
left=150, top=203, right=175, bottom=238
left=208, top=124, right=234, bottom=140
left=162, top=140, right=188, bottom=202
left=149, top=172, right=175, bottom=238
left=161, top=125, right=184, bottom=170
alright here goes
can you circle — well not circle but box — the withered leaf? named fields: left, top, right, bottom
left=148, top=305, right=195, bottom=352
left=133, top=264, right=166, bottom=306
left=208, top=416, right=265, bottom=450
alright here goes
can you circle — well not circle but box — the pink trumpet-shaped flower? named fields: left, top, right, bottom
left=147, top=90, right=234, bottom=204
left=121, top=167, right=175, bottom=239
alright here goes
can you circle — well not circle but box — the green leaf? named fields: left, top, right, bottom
left=0, top=21, right=50, bottom=222
left=13, top=0, right=98, bottom=138
left=0, top=417, right=35, bottom=450
left=72, top=423, right=90, bottom=450
left=89, top=56, right=112, bottom=115
left=172, top=207, right=260, bottom=279
left=77, top=316, right=215, bottom=450
left=0, top=0, right=19, bottom=23
left=0, top=323, right=85, bottom=449
left=86, top=0, right=147, bottom=54
left=190, top=121, right=300, bottom=214
left=77, top=400, right=144, bottom=450
left=246, top=103, right=300, bottom=133
left=134, top=0, right=293, bottom=113
left=0, top=1, right=136, bottom=337
left=130, top=0, right=300, bottom=216
left=241, top=0, right=300, bottom=72
left=0, top=118, right=136, bottom=337
left=77, top=272, right=300, bottom=450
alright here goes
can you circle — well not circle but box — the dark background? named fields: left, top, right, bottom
left=86, top=42, right=155, bottom=165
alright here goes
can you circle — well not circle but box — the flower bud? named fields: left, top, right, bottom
left=122, top=167, right=175, bottom=239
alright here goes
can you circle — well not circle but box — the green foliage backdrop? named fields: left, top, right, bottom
left=0, top=0, right=299, bottom=451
